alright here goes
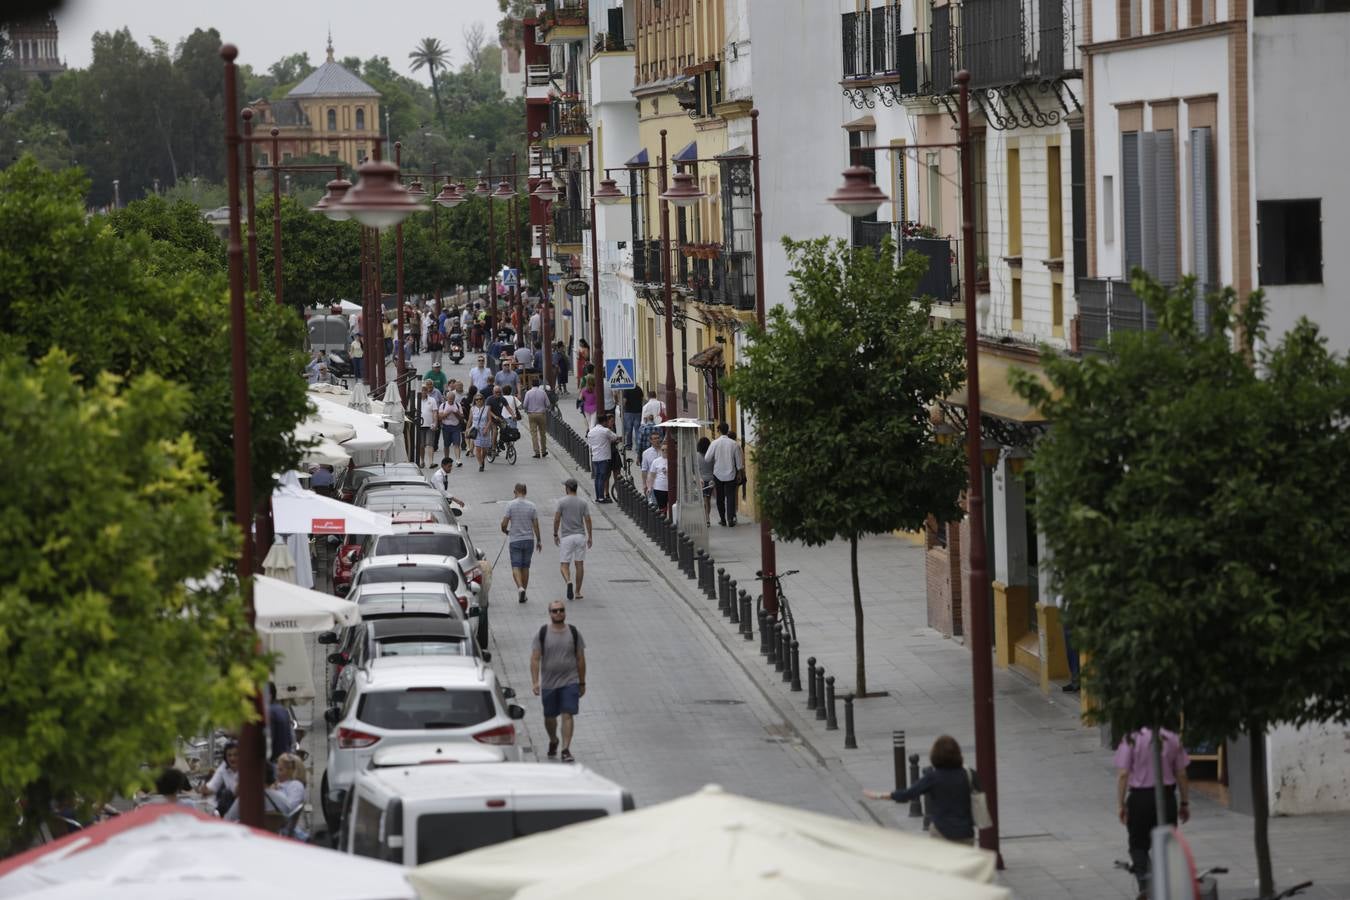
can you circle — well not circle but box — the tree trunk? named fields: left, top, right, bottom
left=851, top=534, right=866, bottom=696
left=1251, top=727, right=1275, bottom=898
left=430, top=68, right=445, bottom=125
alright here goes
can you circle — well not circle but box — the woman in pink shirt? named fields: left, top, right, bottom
left=580, top=374, right=598, bottom=429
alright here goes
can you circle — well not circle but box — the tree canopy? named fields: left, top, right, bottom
left=1012, top=276, right=1350, bottom=895
left=725, top=236, right=968, bottom=693
left=0, top=351, right=263, bottom=848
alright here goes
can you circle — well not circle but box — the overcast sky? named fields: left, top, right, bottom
left=53, top=0, right=503, bottom=80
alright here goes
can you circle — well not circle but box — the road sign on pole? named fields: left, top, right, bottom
left=605, top=357, right=636, bottom=390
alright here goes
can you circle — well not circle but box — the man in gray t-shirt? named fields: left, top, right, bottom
left=552, top=478, right=593, bottom=601
left=531, top=601, right=586, bottom=761
left=500, top=483, right=542, bottom=604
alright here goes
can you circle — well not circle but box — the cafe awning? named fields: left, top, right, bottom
left=688, top=344, right=724, bottom=370
left=943, top=352, right=1056, bottom=446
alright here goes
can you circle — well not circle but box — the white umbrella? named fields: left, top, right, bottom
left=0, top=806, right=413, bottom=899
left=349, top=381, right=372, bottom=413
left=338, top=299, right=362, bottom=314
left=253, top=575, right=358, bottom=634
left=381, top=381, right=409, bottom=463
left=260, top=538, right=317, bottom=701
left=261, top=538, right=297, bottom=582
left=409, top=785, right=999, bottom=900
left=285, top=531, right=314, bottom=590
left=299, top=435, right=352, bottom=469
left=271, top=482, right=393, bottom=536
left=310, top=397, right=394, bottom=457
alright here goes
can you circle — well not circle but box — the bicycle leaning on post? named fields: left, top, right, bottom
left=756, top=568, right=799, bottom=643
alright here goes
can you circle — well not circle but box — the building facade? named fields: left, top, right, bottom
left=249, top=39, right=381, bottom=171
left=6, top=15, right=65, bottom=78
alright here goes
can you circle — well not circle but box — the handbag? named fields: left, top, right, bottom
left=467, top=426, right=479, bottom=440
left=966, top=768, right=993, bottom=830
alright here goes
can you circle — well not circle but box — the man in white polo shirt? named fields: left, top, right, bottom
left=705, top=421, right=744, bottom=526
left=585, top=412, right=620, bottom=503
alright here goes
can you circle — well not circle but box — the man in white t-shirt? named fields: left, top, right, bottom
left=639, top=431, right=663, bottom=501
left=419, top=381, right=442, bottom=469
left=705, top=421, right=744, bottom=526
left=468, top=356, right=492, bottom=393
left=585, top=413, right=620, bottom=503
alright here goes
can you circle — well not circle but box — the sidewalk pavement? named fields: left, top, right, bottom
left=363, top=348, right=1349, bottom=898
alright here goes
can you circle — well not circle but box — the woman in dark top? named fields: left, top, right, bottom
left=864, top=735, right=979, bottom=843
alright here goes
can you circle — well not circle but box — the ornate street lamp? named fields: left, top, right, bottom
left=434, top=181, right=464, bottom=208
left=472, top=174, right=492, bottom=198
left=531, top=178, right=560, bottom=203
left=333, top=158, right=424, bottom=230
left=311, top=177, right=353, bottom=221
left=492, top=178, right=517, bottom=202
left=593, top=176, right=625, bottom=205
left=405, top=179, right=428, bottom=200
left=659, top=169, right=706, bottom=208
left=826, top=165, right=889, bottom=218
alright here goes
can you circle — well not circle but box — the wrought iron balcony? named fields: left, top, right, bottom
left=851, top=218, right=898, bottom=252
left=723, top=250, right=756, bottom=312
left=929, top=4, right=956, bottom=94
left=551, top=205, right=588, bottom=246
left=686, top=255, right=725, bottom=305
left=546, top=97, right=589, bottom=138
left=632, top=239, right=664, bottom=286
left=593, top=32, right=634, bottom=53
left=959, top=0, right=1082, bottom=90
left=1077, top=278, right=1212, bottom=350
left=841, top=6, right=923, bottom=100
left=851, top=220, right=959, bottom=304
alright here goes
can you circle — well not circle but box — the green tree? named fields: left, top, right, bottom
left=0, top=351, right=263, bottom=848
left=497, top=0, right=534, bottom=50
left=256, top=194, right=362, bottom=313
left=0, top=157, right=310, bottom=511
left=1012, top=275, right=1350, bottom=897
left=108, top=194, right=226, bottom=277
left=724, top=237, right=968, bottom=695
left=409, top=38, right=450, bottom=126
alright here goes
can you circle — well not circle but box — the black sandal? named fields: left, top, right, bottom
left=560, top=748, right=574, bottom=763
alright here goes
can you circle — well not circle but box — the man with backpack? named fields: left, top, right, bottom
left=530, top=601, right=586, bottom=763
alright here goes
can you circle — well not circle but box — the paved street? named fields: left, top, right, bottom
left=302, top=348, right=1350, bottom=899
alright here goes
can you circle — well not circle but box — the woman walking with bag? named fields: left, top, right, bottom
left=863, top=735, right=990, bottom=845
left=469, top=394, right=493, bottom=472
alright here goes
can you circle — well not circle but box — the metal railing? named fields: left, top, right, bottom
left=552, top=205, right=588, bottom=246
left=852, top=218, right=897, bottom=252
left=1077, top=277, right=1213, bottom=350
left=632, top=239, right=664, bottom=285
left=593, top=32, right=634, bottom=53
left=842, top=6, right=922, bottom=93
left=959, top=0, right=1082, bottom=89
left=723, top=250, right=756, bottom=311
left=905, top=236, right=959, bottom=304
left=686, top=255, right=725, bottom=305
left=546, top=97, right=589, bottom=137
left=929, top=4, right=956, bottom=93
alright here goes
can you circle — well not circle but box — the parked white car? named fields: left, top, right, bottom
left=321, top=656, right=524, bottom=828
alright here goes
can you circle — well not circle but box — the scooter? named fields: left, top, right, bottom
left=447, top=334, right=465, bottom=363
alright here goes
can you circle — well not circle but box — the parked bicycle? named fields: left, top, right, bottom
left=756, top=568, right=800, bottom=643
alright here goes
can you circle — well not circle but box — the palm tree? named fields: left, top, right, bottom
left=409, top=38, right=449, bottom=125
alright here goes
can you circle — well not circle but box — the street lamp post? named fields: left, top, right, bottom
left=218, top=42, right=264, bottom=829
left=824, top=70, right=1000, bottom=861
left=749, top=110, right=778, bottom=617
left=586, top=137, right=604, bottom=379
left=486, top=159, right=499, bottom=338
left=533, top=174, right=556, bottom=388
left=271, top=128, right=283, bottom=307
left=658, top=130, right=678, bottom=516
left=241, top=109, right=260, bottom=293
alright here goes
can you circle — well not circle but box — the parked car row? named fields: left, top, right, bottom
left=317, top=461, right=630, bottom=867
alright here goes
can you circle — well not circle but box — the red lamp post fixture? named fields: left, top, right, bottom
left=586, top=138, right=604, bottom=378
left=824, top=71, right=1001, bottom=863
left=311, top=177, right=353, bottom=219
left=592, top=176, right=625, bottom=204
left=748, top=109, right=779, bottom=618
left=532, top=175, right=555, bottom=386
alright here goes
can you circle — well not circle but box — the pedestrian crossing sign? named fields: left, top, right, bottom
left=605, top=358, right=636, bottom=390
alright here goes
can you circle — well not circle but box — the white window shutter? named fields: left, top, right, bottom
left=1153, top=130, right=1178, bottom=284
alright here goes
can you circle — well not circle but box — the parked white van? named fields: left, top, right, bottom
left=341, top=762, right=633, bottom=866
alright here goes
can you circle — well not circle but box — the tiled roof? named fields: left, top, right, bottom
left=287, top=61, right=379, bottom=98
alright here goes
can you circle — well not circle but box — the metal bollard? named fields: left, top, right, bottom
left=769, top=623, right=781, bottom=667
left=825, top=676, right=838, bottom=731
left=725, top=578, right=737, bottom=621
left=717, top=570, right=729, bottom=611
left=893, top=731, right=908, bottom=794
left=775, top=626, right=788, bottom=675
left=679, top=536, right=693, bottom=576
left=757, top=609, right=768, bottom=656
left=789, top=640, right=802, bottom=691
left=843, top=694, right=857, bottom=749
left=815, top=667, right=828, bottom=721
left=806, top=657, right=818, bottom=708
left=907, top=754, right=923, bottom=817
left=781, top=638, right=793, bottom=684
left=759, top=605, right=772, bottom=657
left=739, top=592, right=753, bottom=637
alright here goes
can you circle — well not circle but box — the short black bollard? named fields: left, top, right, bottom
left=757, top=609, right=768, bottom=656
left=789, top=640, right=802, bottom=691
left=727, top=581, right=738, bottom=622
left=781, top=638, right=793, bottom=684
left=806, top=657, right=818, bottom=708
left=717, top=569, right=729, bottom=611
left=769, top=623, right=781, bottom=667
left=843, top=694, right=857, bottom=749
left=815, top=667, right=828, bottom=721
left=907, top=754, right=924, bottom=817
left=893, top=731, right=908, bottom=794
left=825, top=676, right=838, bottom=731
left=679, top=536, right=693, bottom=576
left=739, top=592, right=753, bottom=637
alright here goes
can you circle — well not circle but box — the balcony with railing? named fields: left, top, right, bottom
left=959, top=0, right=1082, bottom=90
left=545, top=97, right=590, bottom=143
left=851, top=220, right=959, bottom=304
left=631, top=239, right=664, bottom=286
left=536, top=0, right=588, bottom=43
left=841, top=5, right=923, bottom=98
left=1077, top=277, right=1212, bottom=350
left=723, top=250, right=756, bottom=311
left=551, top=205, right=588, bottom=247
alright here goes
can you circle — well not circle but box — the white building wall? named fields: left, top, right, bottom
left=1252, top=14, right=1350, bottom=351
left=721, top=0, right=847, bottom=315
left=1267, top=721, right=1350, bottom=815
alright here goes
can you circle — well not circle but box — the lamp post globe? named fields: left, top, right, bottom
left=593, top=177, right=626, bottom=205
left=332, top=159, right=423, bottom=230
left=826, top=165, right=888, bottom=218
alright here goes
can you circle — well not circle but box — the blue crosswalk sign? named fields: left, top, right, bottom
left=605, top=358, right=636, bottom=390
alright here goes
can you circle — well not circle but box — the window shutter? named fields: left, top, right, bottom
left=1189, top=127, right=1215, bottom=286
left=1121, top=133, right=1142, bottom=272
left=872, top=5, right=889, bottom=72
left=1153, top=130, right=1178, bottom=284
left=1138, top=132, right=1158, bottom=276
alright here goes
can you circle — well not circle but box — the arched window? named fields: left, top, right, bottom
left=327, top=108, right=337, bottom=131
left=355, top=108, right=366, bottom=130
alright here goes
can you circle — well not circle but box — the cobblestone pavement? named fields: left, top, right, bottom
left=303, top=349, right=1350, bottom=898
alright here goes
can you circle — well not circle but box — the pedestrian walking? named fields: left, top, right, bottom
left=621, top=386, right=644, bottom=451
left=439, top=385, right=464, bottom=467
left=529, top=306, right=541, bottom=348
left=469, top=355, right=492, bottom=394
left=418, top=380, right=441, bottom=469
left=553, top=479, right=593, bottom=600
left=575, top=338, right=590, bottom=385
left=640, top=432, right=663, bottom=503
left=349, top=333, right=364, bottom=380
left=469, top=394, right=493, bottom=471
left=638, top=393, right=666, bottom=450
left=523, top=380, right=551, bottom=458
left=530, top=600, right=586, bottom=763
left=696, top=435, right=715, bottom=526
left=1114, top=726, right=1191, bottom=896
left=580, top=375, right=599, bottom=430
left=863, top=735, right=982, bottom=845
left=645, top=438, right=670, bottom=511
left=586, top=412, right=620, bottom=503
left=554, top=341, right=570, bottom=395
left=705, top=422, right=744, bottom=526
left=501, top=483, right=542, bottom=604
